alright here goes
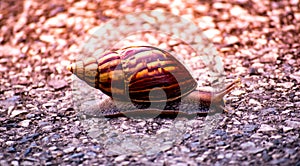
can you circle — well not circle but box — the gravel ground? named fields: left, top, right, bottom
left=1, top=0, right=300, bottom=165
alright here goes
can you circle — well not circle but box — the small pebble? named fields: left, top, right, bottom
left=10, top=110, right=28, bottom=118
left=7, top=147, right=16, bottom=153
left=240, top=141, right=255, bottom=150
left=217, top=153, right=224, bottom=159
left=282, top=126, right=293, bottom=132
left=243, top=124, right=258, bottom=133
left=258, top=124, right=277, bottom=132
left=217, top=141, right=226, bottom=146
left=285, top=120, right=300, bottom=129
left=114, top=155, right=127, bottom=162
left=70, top=153, right=84, bottom=158
left=63, top=147, right=76, bottom=154
left=18, top=120, right=31, bottom=128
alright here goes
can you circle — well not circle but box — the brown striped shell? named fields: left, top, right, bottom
left=68, top=46, right=197, bottom=103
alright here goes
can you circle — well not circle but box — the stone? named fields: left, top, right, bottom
left=114, top=155, right=126, bottom=162
left=225, top=153, right=233, bottom=158
left=257, top=124, right=276, bottom=132
left=18, top=120, right=31, bottom=128
left=243, top=124, right=258, bottom=133
left=63, top=147, right=76, bottom=154
left=240, top=141, right=255, bottom=150
left=217, top=153, right=224, bottom=159
left=282, top=126, right=293, bottom=132
left=70, top=153, right=84, bottom=158
left=10, top=109, right=28, bottom=118
left=249, top=99, right=261, bottom=106
left=48, top=79, right=68, bottom=90
left=285, top=120, right=300, bottom=129
left=231, top=90, right=246, bottom=96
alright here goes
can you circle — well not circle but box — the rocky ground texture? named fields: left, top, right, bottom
left=1, top=0, right=300, bottom=165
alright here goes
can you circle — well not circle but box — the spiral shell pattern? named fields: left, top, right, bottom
left=68, top=46, right=197, bottom=103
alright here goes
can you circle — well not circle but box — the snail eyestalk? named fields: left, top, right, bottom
left=184, top=78, right=241, bottom=112
left=211, top=78, right=241, bottom=104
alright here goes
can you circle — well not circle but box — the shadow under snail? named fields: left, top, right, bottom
left=67, top=46, right=240, bottom=118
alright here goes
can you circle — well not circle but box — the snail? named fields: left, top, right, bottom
left=67, top=46, right=240, bottom=118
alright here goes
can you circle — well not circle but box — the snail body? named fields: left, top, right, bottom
left=68, top=46, right=240, bottom=118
